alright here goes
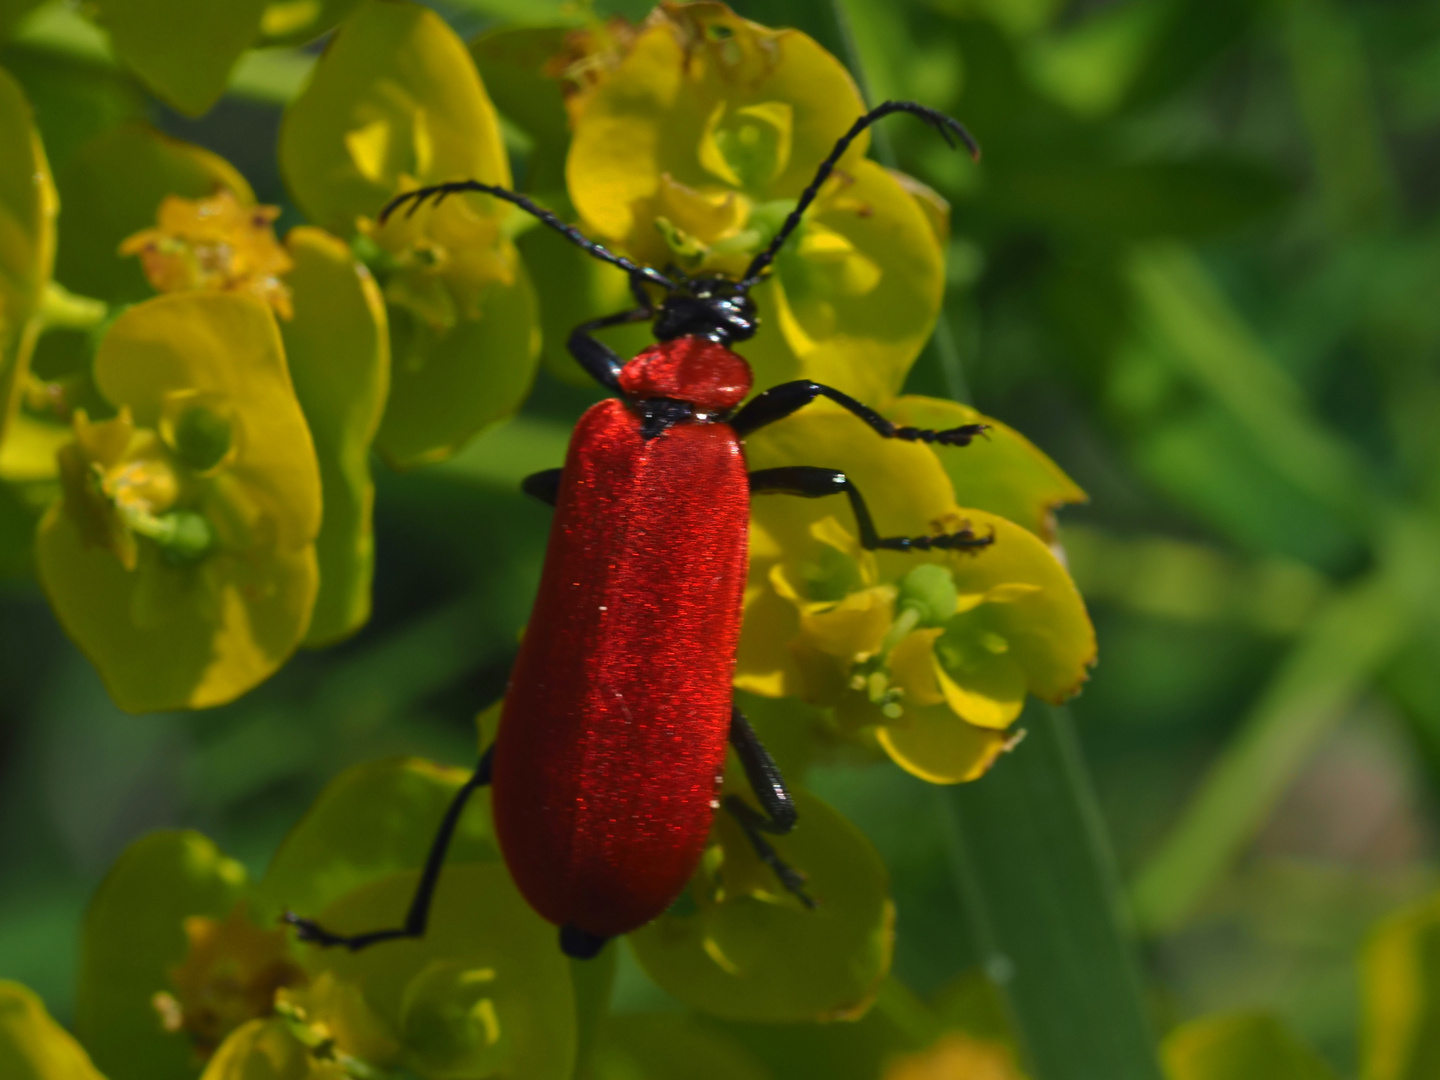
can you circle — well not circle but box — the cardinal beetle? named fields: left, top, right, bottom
left=286, top=101, right=993, bottom=960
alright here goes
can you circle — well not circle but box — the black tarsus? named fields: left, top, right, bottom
left=749, top=467, right=995, bottom=553
left=522, top=469, right=562, bottom=507
left=379, top=181, right=678, bottom=293
left=739, top=101, right=980, bottom=290
left=730, top=379, right=989, bottom=445
left=282, top=745, right=495, bottom=951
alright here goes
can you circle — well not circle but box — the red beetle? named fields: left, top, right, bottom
left=288, top=102, right=992, bottom=959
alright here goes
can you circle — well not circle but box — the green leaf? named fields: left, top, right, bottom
left=303, top=863, right=576, bottom=1080
left=75, top=831, right=248, bottom=1080
left=0, top=0, right=44, bottom=42
left=1163, top=1013, right=1336, bottom=1080
left=1126, top=244, right=1370, bottom=526
left=942, top=704, right=1165, bottom=1080
left=1360, top=891, right=1440, bottom=1079
left=0, top=63, right=56, bottom=451
left=54, top=123, right=252, bottom=305
left=630, top=788, right=893, bottom=1023
left=1131, top=571, right=1411, bottom=933
left=0, top=982, right=106, bottom=1080
left=257, top=757, right=498, bottom=923
left=279, top=0, right=510, bottom=235
left=89, top=0, right=267, bottom=116
left=280, top=226, right=389, bottom=646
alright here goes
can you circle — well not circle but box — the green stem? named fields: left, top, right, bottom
left=38, top=282, right=107, bottom=332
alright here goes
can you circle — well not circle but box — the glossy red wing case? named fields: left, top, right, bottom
left=492, top=398, right=750, bottom=938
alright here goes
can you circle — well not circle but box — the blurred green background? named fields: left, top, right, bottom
left=3, top=0, right=1439, bottom=1075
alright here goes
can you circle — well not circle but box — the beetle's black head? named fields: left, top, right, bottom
left=653, top=276, right=757, bottom=346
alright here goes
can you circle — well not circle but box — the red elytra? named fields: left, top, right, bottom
left=491, top=339, right=752, bottom=938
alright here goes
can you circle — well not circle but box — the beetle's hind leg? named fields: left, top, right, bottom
left=749, top=467, right=995, bottom=553
left=726, top=707, right=815, bottom=908
left=282, top=745, right=494, bottom=950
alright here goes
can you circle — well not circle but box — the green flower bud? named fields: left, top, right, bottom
left=897, top=563, right=958, bottom=627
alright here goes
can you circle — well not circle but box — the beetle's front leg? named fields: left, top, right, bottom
left=725, top=707, right=814, bottom=908
left=283, top=745, right=494, bottom=950
left=749, top=467, right=995, bottom=553
left=731, top=380, right=988, bottom=446
left=567, top=305, right=652, bottom=392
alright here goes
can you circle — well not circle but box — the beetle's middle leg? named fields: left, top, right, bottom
left=749, top=467, right=995, bottom=553
left=726, top=706, right=814, bottom=908
left=282, top=744, right=495, bottom=950
left=731, top=380, right=988, bottom=446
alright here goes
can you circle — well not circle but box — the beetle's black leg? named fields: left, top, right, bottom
left=283, top=745, right=494, bottom=950
left=567, top=306, right=652, bottom=392
left=730, top=707, right=797, bottom=833
left=749, top=466, right=995, bottom=553
left=725, top=706, right=814, bottom=907
left=731, top=380, right=988, bottom=447
left=522, top=468, right=562, bottom=507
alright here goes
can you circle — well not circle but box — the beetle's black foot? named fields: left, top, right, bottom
left=894, top=422, right=990, bottom=447
left=875, top=524, right=997, bottom=554
left=559, top=924, right=610, bottom=959
left=724, top=794, right=817, bottom=910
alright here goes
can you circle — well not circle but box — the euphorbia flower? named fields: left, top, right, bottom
left=121, top=189, right=295, bottom=318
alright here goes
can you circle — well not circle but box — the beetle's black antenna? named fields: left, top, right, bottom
left=380, top=181, right=679, bottom=293
left=738, top=101, right=979, bottom=292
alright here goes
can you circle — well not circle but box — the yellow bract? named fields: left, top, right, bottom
left=36, top=294, right=321, bottom=711
left=566, top=2, right=945, bottom=404
left=890, top=395, right=1087, bottom=542
left=0, top=982, right=106, bottom=1080
left=121, top=190, right=295, bottom=319
left=0, top=65, right=57, bottom=454
left=738, top=406, right=1094, bottom=784
left=281, top=0, right=509, bottom=235
left=280, top=227, right=389, bottom=645
left=630, top=787, right=893, bottom=1023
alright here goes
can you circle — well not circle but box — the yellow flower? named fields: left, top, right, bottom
left=120, top=189, right=295, bottom=319
left=565, top=1, right=945, bottom=404
left=154, top=904, right=306, bottom=1059
left=738, top=406, right=1095, bottom=784
left=884, top=1033, right=1027, bottom=1080
left=36, top=293, right=321, bottom=711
